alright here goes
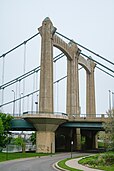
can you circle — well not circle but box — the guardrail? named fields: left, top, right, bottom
left=13, top=112, right=113, bottom=119
left=71, top=114, right=109, bottom=118
left=23, top=111, right=68, bottom=116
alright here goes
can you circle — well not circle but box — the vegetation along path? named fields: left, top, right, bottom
left=66, top=157, right=103, bottom=171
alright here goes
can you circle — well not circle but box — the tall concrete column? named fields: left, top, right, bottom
left=92, top=134, right=98, bottom=149
left=36, top=18, right=58, bottom=153
left=38, top=17, right=56, bottom=113
left=67, top=44, right=80, bottom=119
left=36, top=131, right=55, bottom=153
left=85, top=131, right=98, bottom=149
left=86, top=59, right=96, bottom=117
left=75, top=128, right=81, bottom=150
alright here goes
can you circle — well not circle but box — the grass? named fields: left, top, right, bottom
left=98, top=141, right=104, bottom=148
left=58, top=152, right=114, bottom=171
left=0, top=152, right=50, bottom=162
left=79, top=151, right=114, bottom=171
left=58, top=158, right=82, bottom=171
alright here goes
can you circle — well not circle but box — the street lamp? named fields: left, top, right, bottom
left=108, top=90, right=111, bottom=113
left=35, top=102, right=38, bottom=113
left=35, top=94, right=38, bottom=113
left=112, top=92, right=114, bottom=111
left=19, top=93, right=23, bottom=116
left=71, top=141, right=73, bottom=158
left=12, top=90, right=15, bottom=116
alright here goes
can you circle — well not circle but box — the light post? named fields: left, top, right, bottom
left=12, top=90, right=15, bottom=116
left=112, top=92, right=114, bottom=109
left=71, top=141, right=73, bottom=158
left=108, top=90, right=111, bottom=113
left=35, top=102, right=38, bottom=113
left=19, top=93, right=23, bottom=116
left=35, top=94, right=38, bottom=113
left=27, top=95, right=30, bottom=112
left=112, top=92, right=114, bottom=114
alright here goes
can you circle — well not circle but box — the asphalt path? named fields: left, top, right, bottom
left=0, top=152, right=91, bottom=171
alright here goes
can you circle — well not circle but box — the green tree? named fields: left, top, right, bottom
left=104, top=109, right=114, bottom=151
left=0, top=118, right=4, bottom=134
left=30, top=132, right=36, bottom=145
left=13, top=137, right=26, bottom=153
left=0, top=113, right=13, bottom=148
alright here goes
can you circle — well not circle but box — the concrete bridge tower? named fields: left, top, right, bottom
left=34, top=18, right=68, bottom=153
left=23, top=17, right=97, bottom=153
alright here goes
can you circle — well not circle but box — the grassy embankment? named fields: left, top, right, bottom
left=58, top=158, right=82, bottom=171
left=58, top=151, right=114, bottom=171
left=0, top=152, right=50, bottom=162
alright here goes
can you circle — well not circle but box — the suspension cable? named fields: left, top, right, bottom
left=81, top=52, right=114, bottom=74
left=0, top=66, right=40, bottom=89
left=0, top=90, right=39, bottom=108
left=0, top=53, right=64, bottom=89
left=56, top=31, right=114, bottom=66
left=53, top=53, right=64, bottom=62
left=1, top=62, right=113, bottom=108
left=96, top=66, right=114, bottom=78
left=0, top=33, right=39, bottom=59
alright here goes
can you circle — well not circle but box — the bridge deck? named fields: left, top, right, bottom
left=10, top=115, right=108, bottom=131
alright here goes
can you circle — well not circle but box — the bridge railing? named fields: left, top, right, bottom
left=72, top=114, right=109, bottom=118
left=68, top=113, right=112, bottom=122
left=13, top=112, right=110, bottom=117
left=13, top=111, right=68, bottom=117
left=13, top=111, right=114, bottom=122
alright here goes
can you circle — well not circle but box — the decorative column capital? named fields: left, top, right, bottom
left=87, top=58, right=96, bottom=72
left=68, top=41, right=81, bottom=60
left=38, top=17, right=57, bottom=38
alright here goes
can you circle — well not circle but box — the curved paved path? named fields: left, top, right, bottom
left=0, top=152, right=89, bottom=171
left=66, top=157, right=103, bottom=171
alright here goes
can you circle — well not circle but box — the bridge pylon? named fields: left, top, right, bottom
left=23, top=17, right=97, bottom=153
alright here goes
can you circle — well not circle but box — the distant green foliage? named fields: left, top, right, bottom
left=13, top=137, right=24, bottom=146
left=103, top=109, right=114, bottom=151
left=13, top=137, right=26, bottom=153
left=30, top=132, right=36, bottom=145
left=0, top=113, right=13, bottom=148
left=0, top=118, right=4, bottom=134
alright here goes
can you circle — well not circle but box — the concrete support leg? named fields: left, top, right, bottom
left=38, top=18, right=56, bottom=113
left=36, top=18, right=57, bottom=154
left=67, top=45, right=80, bottom=119
left=86, top=60, right=96, bottom=117
left=36, top=131, right=55, bottom=153
left=92, top=134, right=98, bottom=149
left=75, top=128, right=81, bottom=150
left=85, top=131, right=98, bottom=149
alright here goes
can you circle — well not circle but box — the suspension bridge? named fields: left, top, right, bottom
left=0, top=17, right=114, bottom=153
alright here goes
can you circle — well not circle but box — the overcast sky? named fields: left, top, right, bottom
left=0, top=0, right=114, bottom=115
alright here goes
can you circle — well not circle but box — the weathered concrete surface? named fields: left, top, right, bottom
left=23, top=113, right=68, bottom=153
left=24, top=17, right=97, bottom=153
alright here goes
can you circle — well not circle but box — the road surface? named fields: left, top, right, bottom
left=0, top=152, right=90, bottom=171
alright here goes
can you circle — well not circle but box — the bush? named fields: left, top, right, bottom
left=79, top=152, right=114, bottom=167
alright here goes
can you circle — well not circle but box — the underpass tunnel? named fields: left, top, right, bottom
left=55, top=126, right=101, bottom=152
